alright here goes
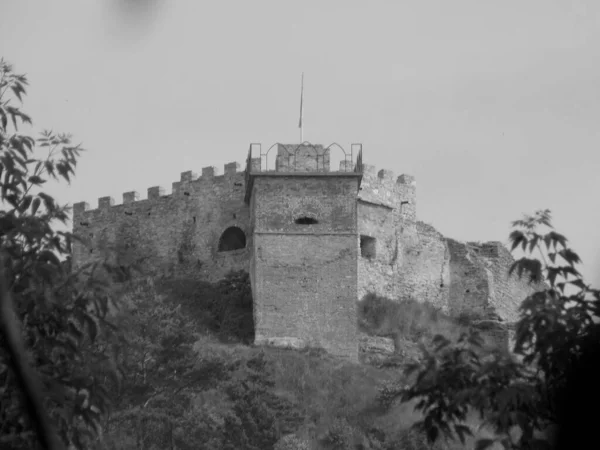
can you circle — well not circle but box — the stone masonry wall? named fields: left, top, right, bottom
left=72, top=164, right=251, bottom=282
left=446, top=240, right=546, bottom=350
left=250, top=174, right=360, bottom=360
left=356, top=164, right=449, bottom=311
left=446, top=239, right=493, bottom=317
left=474, top=242, right=545, bottom=323
left=70, top=145, right=539, bottom=360
left=395, top=221, right=451, bottom=312
left=357, top=201, right=397, bottom=300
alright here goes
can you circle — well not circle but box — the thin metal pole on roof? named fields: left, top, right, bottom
left=299, top=72, right=304, bottom=142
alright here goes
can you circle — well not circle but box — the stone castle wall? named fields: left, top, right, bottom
left=72, top=164, right=251, bottom=282
left=356, top=165, right=450, bottom=312
left=71, top=144, right=543, bottom=357
left=250, top=174, right=360, bottom=359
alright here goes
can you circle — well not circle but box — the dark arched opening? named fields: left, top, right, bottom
left=218, top=226, right=246, bottom=252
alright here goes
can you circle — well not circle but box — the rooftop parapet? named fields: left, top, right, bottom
left=244, top=142, right=363, bottom=204
left=275, top=144, right=330, bottom=172
left=245, top=142, right=362, bottom=174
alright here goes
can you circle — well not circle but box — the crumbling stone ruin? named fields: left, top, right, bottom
left=72, top=143, right=541, bottom=361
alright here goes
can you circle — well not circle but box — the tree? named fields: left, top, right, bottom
left=381, top=209, right=600, bottom=449
left=0, top=58, right=123, bottom=450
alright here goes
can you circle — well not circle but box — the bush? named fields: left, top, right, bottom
left=358, top=293, right=463, bottom=343
left=156, top=270, right=254, bottom=344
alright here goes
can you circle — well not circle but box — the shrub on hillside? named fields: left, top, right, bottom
left=358, top=293, right=460, bottom=343
left=156, top=270, right=254, bottom=344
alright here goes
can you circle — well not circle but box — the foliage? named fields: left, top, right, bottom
left=0, top=58, right=123, bottom=449
left=100, top=278, right=209, bottom=449
left=157, top=270, right=254, bottom=344
left=358, top=293, right=461, bottom=343
left=384, top=209, right=600, bottom=449
left=101, top=278, right=301, bottom=449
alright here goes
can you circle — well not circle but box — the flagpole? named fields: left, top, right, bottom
left=299, top=72, right=304, bottom=142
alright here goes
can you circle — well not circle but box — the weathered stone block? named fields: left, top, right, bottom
left=180, top=171, right=198, bottom=182
left=397, top=173, right=416, bottom=185
left=98, top=196, right=114, bottom=209
left=73, top=201, right=90, bottom=215
left=201, top=166, right=218, bottom=177
left=224, top=162, right=240, bottom=175
left=123, top=191, right=139, bottom=204
left=147, top=186, right=165, bottom=200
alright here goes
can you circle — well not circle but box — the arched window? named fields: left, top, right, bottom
left=218, top=226, right=246, bottom=252
left=295, top=216, right=319, bottom=225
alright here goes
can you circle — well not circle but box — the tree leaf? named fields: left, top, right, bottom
left=28, top=175, right=45, bottom=185
left=31, top=197, right=41, bottom=215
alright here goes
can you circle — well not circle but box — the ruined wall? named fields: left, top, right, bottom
left=355, top=164, right=449, bottom=311
left=446, top=240, right=546, bottom=350
left=357, top=200, right=397, bottom=300
left=72, top=164, right=251, bottom=282
left=394, top=221, right=451, bottom=312
left=357, top=165, right=412, bottom=302
left=446, top=240, right=544, bottom=322
left=250, top=174, right=360, bottom=360
left=476, top=242, right=545, bottom=323
left=446, top=239, right=493, bottom=317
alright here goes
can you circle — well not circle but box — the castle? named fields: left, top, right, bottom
left=72, top=143, right=539, bottom=361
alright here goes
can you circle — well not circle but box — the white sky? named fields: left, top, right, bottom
left=1, top=0, right=598, bottom=287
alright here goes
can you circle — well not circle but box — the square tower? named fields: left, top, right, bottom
left=245, top=143, right=362, bottom=360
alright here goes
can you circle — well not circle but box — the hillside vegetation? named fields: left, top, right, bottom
left=94, top=270, right=505, bottom=450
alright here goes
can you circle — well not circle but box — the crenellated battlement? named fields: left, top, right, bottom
left=73, top=161, right=246, bottom=216
left=360, top=164, right=415, bottom=186
left=72, top=153, right=418, bottom=221
left=356, top=162, right=416, bottom=219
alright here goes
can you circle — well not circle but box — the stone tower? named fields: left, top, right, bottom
left=245, top=143, right=363, bottom=360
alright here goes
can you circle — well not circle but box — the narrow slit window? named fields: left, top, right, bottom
left=295, top=216, right=318, bottom=225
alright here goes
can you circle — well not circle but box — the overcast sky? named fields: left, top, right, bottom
left=1, top=0, right=598, bottom=287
